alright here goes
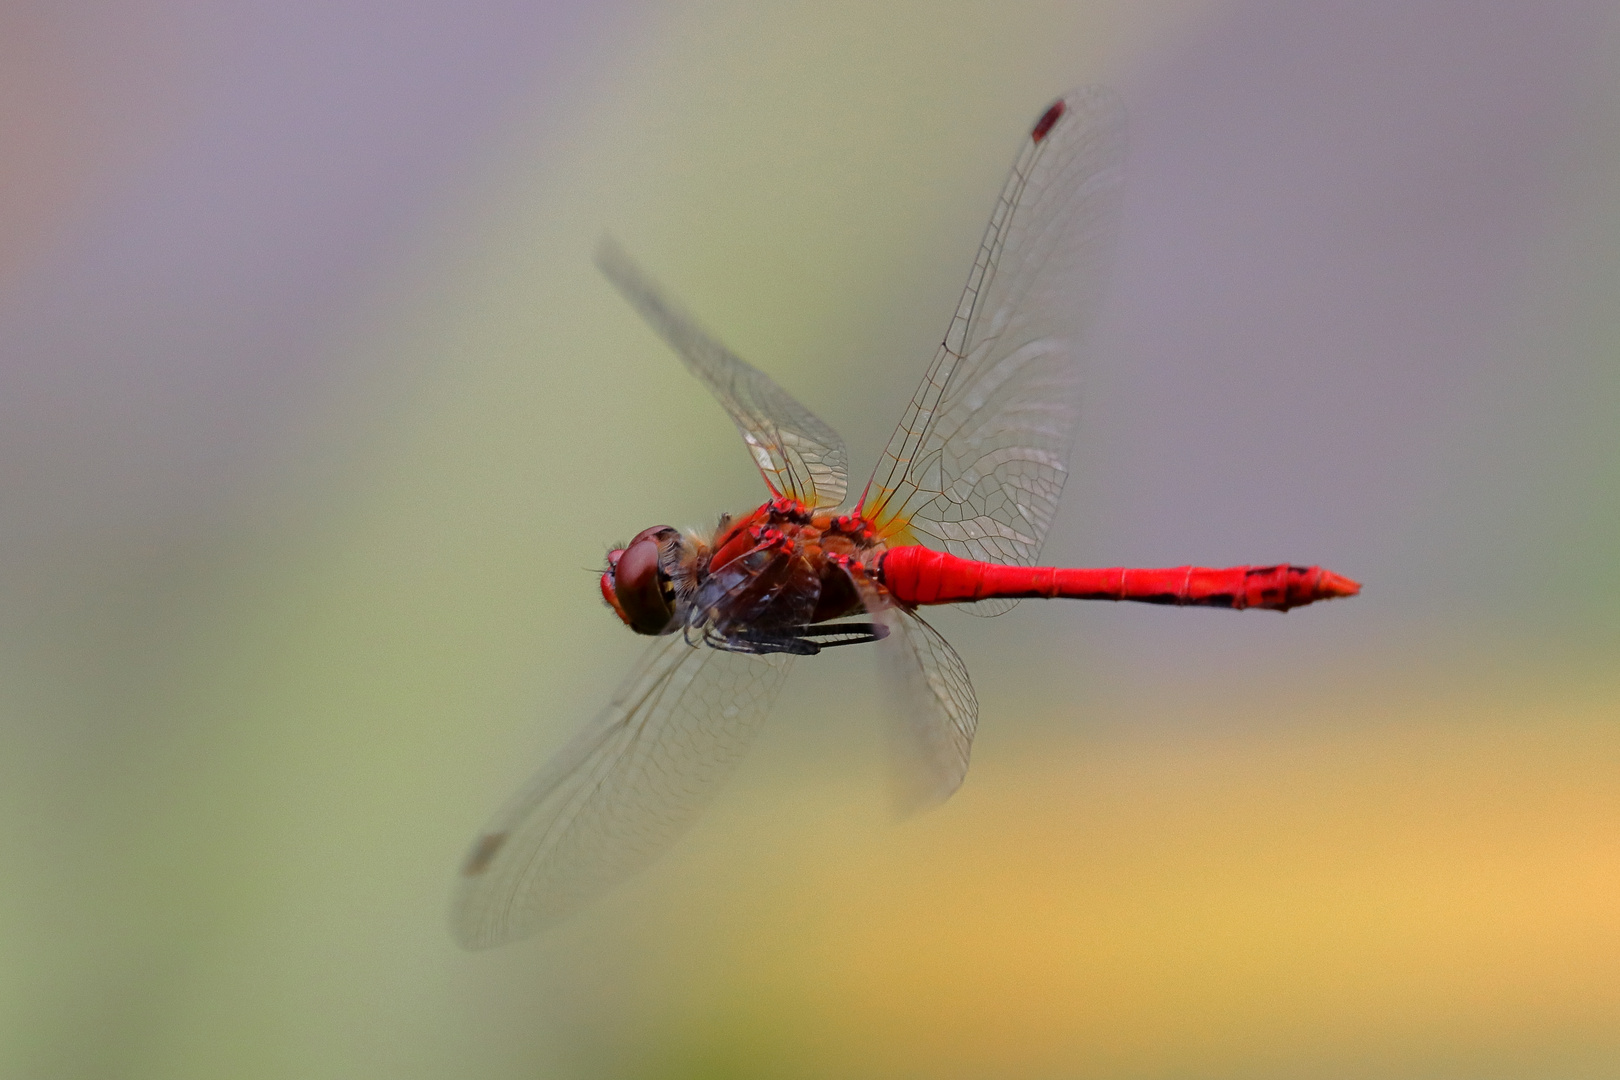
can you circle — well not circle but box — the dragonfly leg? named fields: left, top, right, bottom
left=704, top=627, right=822, bottom=656
left=703, top=619, right=888, bottom=656
left=791, top=621, right=889, bottom=648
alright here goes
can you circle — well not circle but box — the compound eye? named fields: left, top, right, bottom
left=599, top=548, right=626, bottom=619
left=608, top=527, right=678, bottom=635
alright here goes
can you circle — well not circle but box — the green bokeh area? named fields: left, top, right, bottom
left=4, top=3, right=1619, bottom=1078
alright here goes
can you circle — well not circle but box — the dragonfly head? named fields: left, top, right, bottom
left=601, top=526, right=682, bottom=635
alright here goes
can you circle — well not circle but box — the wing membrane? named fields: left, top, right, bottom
left=597, top=238, right=849, bottom=508
left=875, top=605, right=980, bottom=814
left=864, top=87, right=1126, bottom=611
left=451, top=635, right=792, bottom=948
left=840, top=562, right=980, bottom=815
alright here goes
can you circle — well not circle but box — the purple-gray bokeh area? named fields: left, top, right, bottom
left=0, top=2, right=621, bottom=561
left=1100, top=2, right=1614, bottom=642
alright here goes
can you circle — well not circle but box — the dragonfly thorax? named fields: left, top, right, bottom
left=690, top=499, right=882, bottom=640
left=601, top=500, right=884, bottom=643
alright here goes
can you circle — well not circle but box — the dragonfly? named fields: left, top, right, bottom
left=451, top=87, right=1359, bottom=949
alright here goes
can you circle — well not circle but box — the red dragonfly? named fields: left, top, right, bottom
left=452, top=87, right=1358, bottom=948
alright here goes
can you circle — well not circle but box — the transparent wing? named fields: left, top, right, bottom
left=597, top=238, right=849, bottom=508
left=451, top=634, right=792, bottom=948
left=863, top=87, right=1126, bottom=612
left=842, top=563, right=980, bottom=815
left=875, top=605, right=980, bottom=815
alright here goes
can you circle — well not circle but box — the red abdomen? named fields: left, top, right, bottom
left=879, top=546, right=1359, bottom=613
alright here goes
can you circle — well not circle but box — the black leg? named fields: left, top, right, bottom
left=705, top=628, right=822, bottom=656
left=792, top=622, right=889, bottom=648
left=704, top=621, right=889, bottom=656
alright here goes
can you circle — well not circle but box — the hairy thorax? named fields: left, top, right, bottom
left=687, top=498, right=888, bottom=637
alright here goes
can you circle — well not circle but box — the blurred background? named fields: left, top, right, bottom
left=2, top=1, right=1617, bottom=1077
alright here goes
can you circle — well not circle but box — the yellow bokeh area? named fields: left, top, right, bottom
left=557, top=668, right=1620, bottom=1079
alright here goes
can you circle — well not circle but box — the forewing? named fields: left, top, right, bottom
left=597, top=238, right=849, bottom=508
left=875, top=605, right=980, bottom=815
left=451, top=635, right=792, bottom=948
left=864, top=87, right=1126, bottom=609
